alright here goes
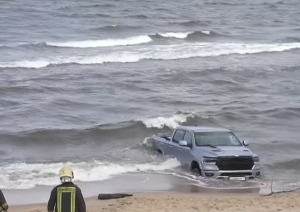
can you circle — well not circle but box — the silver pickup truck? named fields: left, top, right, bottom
left=152, top=126, right=261, bottom=180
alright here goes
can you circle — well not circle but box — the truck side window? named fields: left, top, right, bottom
left=183, top=132, right=193, bottom=146
left=172, top=130, right=185, bottom=143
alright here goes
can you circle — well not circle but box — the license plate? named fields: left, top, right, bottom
left=229, top=177, right=246, bottom=181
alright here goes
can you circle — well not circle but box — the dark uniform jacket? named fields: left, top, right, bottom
left=0, top=189, right=8, bottom=212
left=47, top=182, right=86, bottom=212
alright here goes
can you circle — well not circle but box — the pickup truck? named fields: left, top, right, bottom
left=152, top=126, right=261, bottom=180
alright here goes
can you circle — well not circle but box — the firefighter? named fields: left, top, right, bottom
left=48, top=166, right=86, bottom=212
left=0, top=189, right=8, bottom=212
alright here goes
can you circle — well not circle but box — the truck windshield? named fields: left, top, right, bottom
left=194, top=132, right=242, bottom=147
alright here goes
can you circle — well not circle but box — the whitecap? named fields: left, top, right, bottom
left=46, top=35, right=152, bottom=48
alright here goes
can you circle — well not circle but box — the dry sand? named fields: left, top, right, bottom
left=9, top=191, right=300, bottom=212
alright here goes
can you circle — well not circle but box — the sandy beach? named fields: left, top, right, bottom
left=6, top=172, right=300, bottom=212
left=9, top=191, right=300, bottom=212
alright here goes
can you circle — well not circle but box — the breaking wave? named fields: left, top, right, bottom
left=0, top=30, right=233, bottom=50
left=46, top=35, right=152, bottom=48
left=1, top=42, right=300, bottom=68
left=140, top=113, right=191, bottom=129
left=0, top=158, right=180, bottom=189
left=44, top=30, right=214, bottom=48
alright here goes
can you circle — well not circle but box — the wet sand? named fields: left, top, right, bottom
left=4, top=172, right=262, bottom=205
left=9, top=191, right=300, bottom=212
left=7, top=172, right=300, bottom=212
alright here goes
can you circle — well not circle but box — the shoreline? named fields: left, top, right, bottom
left=4, top=172, right=265, bottom=205
left=5, top=172, right=300, bottom=212
left=9, top=191, right=300, bottom=212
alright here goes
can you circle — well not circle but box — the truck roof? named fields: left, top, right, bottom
left=178, top=126, right=231, bottom=133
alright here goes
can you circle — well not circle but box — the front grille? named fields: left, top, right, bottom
left=216, top=156, right=254, bottom=170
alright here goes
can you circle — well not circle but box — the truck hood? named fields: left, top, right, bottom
left=198, top=146, right=256, bottom=157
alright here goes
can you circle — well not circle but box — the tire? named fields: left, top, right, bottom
left=157, top=149, right=163, bottom=155
left=191, top=161, right=202, bottom=176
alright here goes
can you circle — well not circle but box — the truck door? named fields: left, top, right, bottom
left=170, top=129, right=185, bottom=160
left=179, top=131, right=193, bottom=167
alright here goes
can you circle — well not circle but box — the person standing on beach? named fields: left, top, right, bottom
left=0, top=189, right=8, bottom=212
left=48, top=166, right=86, bottom=212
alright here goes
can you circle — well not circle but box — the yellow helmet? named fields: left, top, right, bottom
left=59, top=166, right=74, bottom=179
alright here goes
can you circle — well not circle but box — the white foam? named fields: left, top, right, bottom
left=0, top=52, right=142, bottom=68
left=0, top=60, right=50, bottom=68
left=46, top=35, right=152, bottom=48
left=146, top=42, right=300, bottom=60
left=1, top=42, right=300, bottom=68
left=0, top=158, right=180, bottom=189
left=155, top=171, right=206, bottom=185
left=158, top=31, right=210, bottom=38
left=201, top=30, right=211, bottom=35
left=141, top=114, right=190, bottom=129
left=159, top=32, right=192, bottom=39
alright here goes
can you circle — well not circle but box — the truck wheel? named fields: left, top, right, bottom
left=157, top=149, right=163, bottom=155
left=191, top=162, right=202, bottom=176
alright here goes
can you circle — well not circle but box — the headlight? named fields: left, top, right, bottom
left=253, top=156, right=259, bottom=162
left=202, top=163, right=219, bottom=171
left=203, top=156, right=217, bottom=164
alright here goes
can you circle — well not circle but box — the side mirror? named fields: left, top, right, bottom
left=179, top=140, right=188, bottom=147
left=243, top=140, right=249, bottom=146
left=179, top=140, right=192, bottom=148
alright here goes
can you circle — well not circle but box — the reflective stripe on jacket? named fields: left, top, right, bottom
left=47, top=182, right=86, bottom=212
left=0, top=202, right=8, bottom=212
left=57, top=187, right=76, bottom=212
left=0, top=190, right=8, bottom=212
